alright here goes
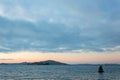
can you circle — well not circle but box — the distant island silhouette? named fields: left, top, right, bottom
left=28, top=60, right=68, bottom=65
left=0, top=60, right=119, bottom=66
left=0, top=60, right=68, bottom=65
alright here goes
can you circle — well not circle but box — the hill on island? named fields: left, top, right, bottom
left=27, top=60, right=68, bottom=65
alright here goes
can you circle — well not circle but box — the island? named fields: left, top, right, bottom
left=27, top=60, right=68, bottom=65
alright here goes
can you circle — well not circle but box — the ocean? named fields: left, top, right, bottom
left=0, top=65, right=119, bottom=80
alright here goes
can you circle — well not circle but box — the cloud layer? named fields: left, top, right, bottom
left=0, top=0, right=120, bottom=53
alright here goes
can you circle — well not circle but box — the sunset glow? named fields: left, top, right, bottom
left=0, top=51, right=120, bottom=64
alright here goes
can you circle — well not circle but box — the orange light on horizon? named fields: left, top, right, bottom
left=0, top=51, right=120, bottom=64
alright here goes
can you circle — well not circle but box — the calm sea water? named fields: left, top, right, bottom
left=0, top=65, right=119, bottom=80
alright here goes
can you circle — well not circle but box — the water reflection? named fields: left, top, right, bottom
left=97, top=73, right=105, bottom=80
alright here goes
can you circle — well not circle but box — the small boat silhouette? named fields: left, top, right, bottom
left=98, top=65, right=104, bottom=73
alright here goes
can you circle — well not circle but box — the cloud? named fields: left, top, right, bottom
left=0, top=58, right=14, bottom=60
left=102, top=45, right=120, bottom=52
left=0, top=0, right=103, bottom=25
left=0, top=0, right=120, bottom=53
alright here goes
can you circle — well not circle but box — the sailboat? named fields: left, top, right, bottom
left=98, top=65, right=104, bottom=73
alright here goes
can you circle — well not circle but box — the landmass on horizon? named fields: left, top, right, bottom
left=0, top=60, right=119, bottom=66
left=0, top=60, right=67, bottom=65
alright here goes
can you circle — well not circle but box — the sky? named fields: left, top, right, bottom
left=0, top=0, right=120, bottom=64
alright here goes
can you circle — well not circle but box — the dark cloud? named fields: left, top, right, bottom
left=0, top=16, right=120, bottom=53
left=0, top=0, right=120, bottom=53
